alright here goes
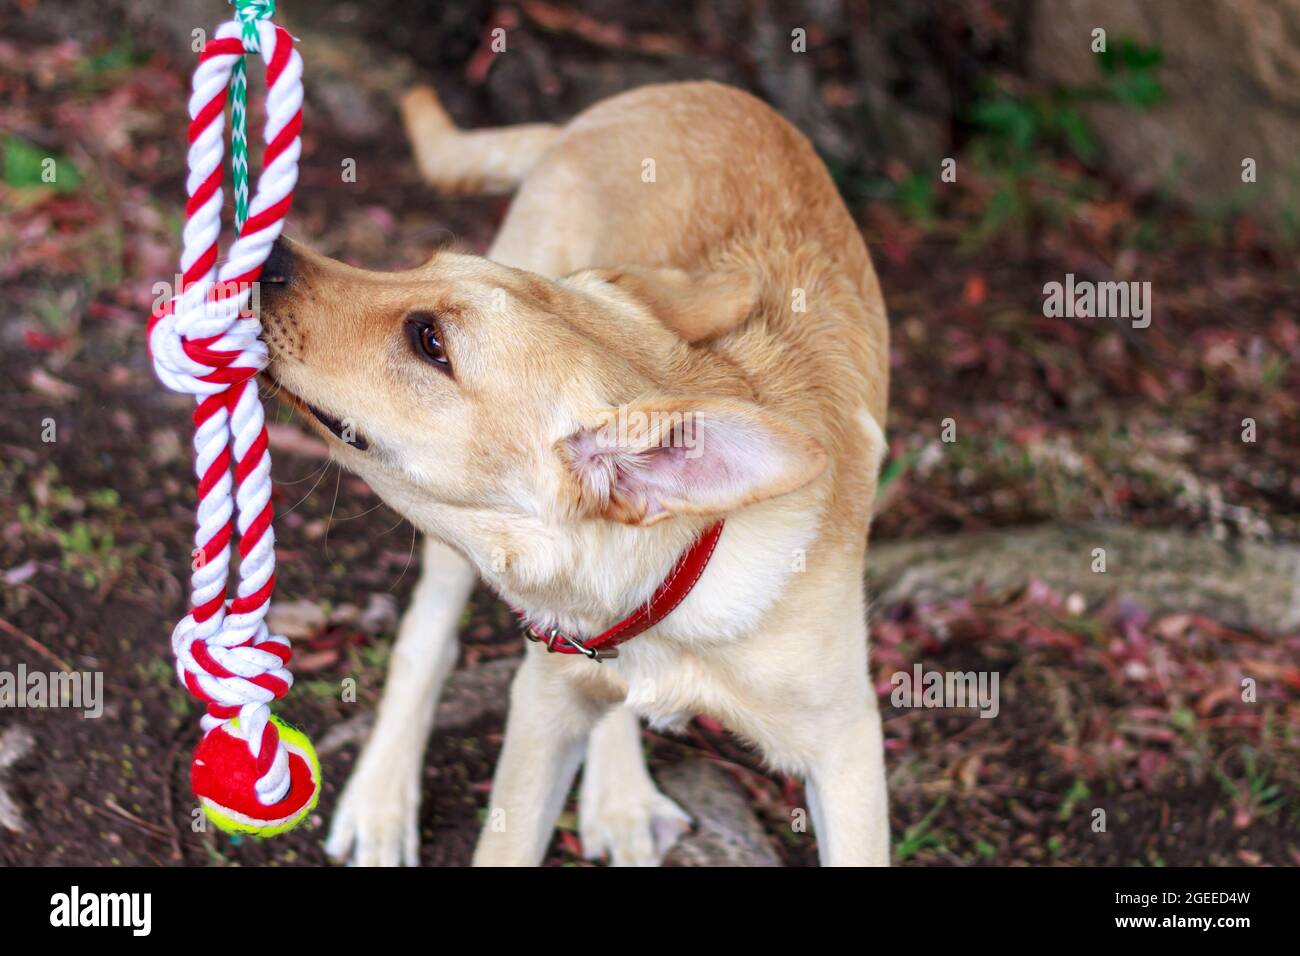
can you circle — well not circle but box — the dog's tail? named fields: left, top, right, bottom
left=399, top=85, right=560, bottom=196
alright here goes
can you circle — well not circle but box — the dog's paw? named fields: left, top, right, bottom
left=579, top=783, right=692, bottom=867
left=325, top=760, right=422, bottom=867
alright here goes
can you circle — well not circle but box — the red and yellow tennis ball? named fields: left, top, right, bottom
left=191, top=715, right=321, bottom=837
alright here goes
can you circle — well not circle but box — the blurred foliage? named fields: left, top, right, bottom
left=894, top=37, right=1167, bottom=247
left=1096, top=38, right=1166, bottom=109
left=3, top=136, right=82, bottom=192
left=963, top=38, right=1164, bottom=244
left=971, top=38, right=1165, bottom=164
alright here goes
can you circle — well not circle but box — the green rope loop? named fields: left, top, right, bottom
left=227, top=0, right=278, bottom=234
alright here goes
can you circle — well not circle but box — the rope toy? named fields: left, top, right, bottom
left=147, top=0, right=320, bottom=836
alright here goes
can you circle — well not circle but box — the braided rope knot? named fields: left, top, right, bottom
left=173, top=611, right=294, bottom=802
left=152, top=13, right=317, bottom=825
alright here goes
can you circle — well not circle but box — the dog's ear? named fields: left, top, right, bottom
left=580, top=266, right=759, bottom=343
left=558, top=398, right=826, bottom=525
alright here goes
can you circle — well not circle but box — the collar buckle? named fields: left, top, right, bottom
left=524, top=623, right=618, bottom=662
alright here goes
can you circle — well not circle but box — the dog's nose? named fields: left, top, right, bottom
left=257, top=238, right=297, bottom=356
left=260, top=237, right=294, bottom=291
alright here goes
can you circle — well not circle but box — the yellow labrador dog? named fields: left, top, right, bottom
left=259, top=80, right=890, bottom=866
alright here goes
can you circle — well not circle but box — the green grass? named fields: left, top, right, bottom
left=894, top=797, right=948, bottom=862
left=3, top=136, right=81, bottom=192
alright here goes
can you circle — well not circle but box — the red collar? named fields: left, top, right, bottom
left=519, top=521, right=725, bottom=661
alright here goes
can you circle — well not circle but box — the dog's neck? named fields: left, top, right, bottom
left=456, top=494, right=822, bottom=647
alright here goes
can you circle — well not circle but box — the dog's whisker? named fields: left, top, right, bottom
left=329, top=500, right=386, bottom=523
left=275, top=459, right=331, bottom=487
left=389, top=523, right=418, bottom=592
left=374, top=511, right=409, bottom=538
left=279, top=461, right=334, bottom=516
left=323, top=465, right=343, bottom=557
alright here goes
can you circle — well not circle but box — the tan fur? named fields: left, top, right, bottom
left=586, top=266, right=761, bottom=343
left=267, top=81, right=890, bottom=866
left=400, top=86, right=560, bottom=194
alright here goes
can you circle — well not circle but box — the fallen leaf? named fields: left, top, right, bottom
left=2, top=561, right=38, bottom=586
left=266, top=599, right=327, bottom=639
left=28, top=368, right=79, bottom=401
left=266, top=422, right=329, bottom=459
left=294, top=649, right=340, bottom=673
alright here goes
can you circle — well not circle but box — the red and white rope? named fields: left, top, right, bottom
left=147, top=18, right=303, bottom=806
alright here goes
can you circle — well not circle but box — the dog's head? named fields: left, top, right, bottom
left=259, top=238, right=825, bottom=577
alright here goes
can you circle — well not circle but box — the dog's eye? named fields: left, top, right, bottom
left=418, top=325, right=448, bottom=364
left=406, top=314, right=450, bottom=371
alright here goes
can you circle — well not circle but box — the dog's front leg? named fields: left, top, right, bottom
left=326, top=538, right=476, bottom=866
left=472, top=650, right=602, bottom=866
left=804, top=692, right=891, bottom=866
left=578, top=706, right=691, bottom=866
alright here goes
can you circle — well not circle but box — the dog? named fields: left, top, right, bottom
left=258, top=79, right=891, bottom=866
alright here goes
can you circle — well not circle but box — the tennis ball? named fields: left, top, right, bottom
left=191, top=715, right=321, bottom=837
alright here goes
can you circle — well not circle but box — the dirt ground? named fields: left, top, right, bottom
left=1, top=1, right=1298, bottom=866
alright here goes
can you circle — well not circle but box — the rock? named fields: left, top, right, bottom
left=867, top=523, right=1300, bottom=633
left=659, top=759, right=783, bottom=867
left=357, top=593, right=399, bottom=636
left=435, top=658, right=518, bottom=729
left=0, top=725, right=36, bottom=833
left=1027, top=0, right=1300, bottom=224
left=315, top=712, right=373, bottom=757
left=319, top=657, right=520, bottom=758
